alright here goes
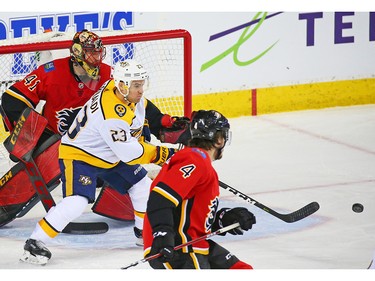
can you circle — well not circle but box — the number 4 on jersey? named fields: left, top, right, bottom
left=179, top=164, right=196, bottom=178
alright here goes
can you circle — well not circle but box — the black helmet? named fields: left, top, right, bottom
left=190, top=110, right=231, bottom=143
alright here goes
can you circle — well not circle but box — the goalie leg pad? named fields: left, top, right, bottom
left=0, top=167, right=39, bottom=226
left=0, top=203, right=24, bottom=227
left=92, top=162, right=147, bottom=221
left=0, top=134, right=61, bottom=227
left=92, top=186, right=135, bottom=221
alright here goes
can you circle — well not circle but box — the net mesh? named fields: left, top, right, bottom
left=0, top=30, right=191, bottom=168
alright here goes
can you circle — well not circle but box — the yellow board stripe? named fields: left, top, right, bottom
left=191, top=78, right=375, bottom=118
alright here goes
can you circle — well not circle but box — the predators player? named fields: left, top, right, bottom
left=20, top=60, right=176, bottom=265
left=143, top=110, right=256, bottom=269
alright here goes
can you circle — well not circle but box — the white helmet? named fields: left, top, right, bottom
left=112, top=59, right=149, bottom=90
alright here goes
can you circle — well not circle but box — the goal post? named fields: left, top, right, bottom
left=0, top=29, right=192, bottom=146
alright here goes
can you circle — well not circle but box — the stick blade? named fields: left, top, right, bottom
left=281, top=201, right=320, bottom=223
left=62, top=222, right=109, bottom=234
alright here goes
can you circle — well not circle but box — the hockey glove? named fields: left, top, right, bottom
left=141, top=119, right=151, bottom=142
left=159, top=127, right=191, bottom=145
left=161, top=114, right=189, bottom=128
left=159, top=116, right=191, bottom=145
left=171, top=116, right=190, bottom=128
left=149, top=225, right=175, bottom=265
left=213, top=207, right=256, bottom=235
left=153, top=146, right=176, bottom=166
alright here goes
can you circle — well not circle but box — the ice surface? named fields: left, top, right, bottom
left=0, top=105, right=374, bottom=280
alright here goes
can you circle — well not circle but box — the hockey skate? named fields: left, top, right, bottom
left=134, top=227, right=143, bottom=247
left=20, top=239, right=52, bottom=265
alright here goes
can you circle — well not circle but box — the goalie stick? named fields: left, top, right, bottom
left=1, top=106, right=108, bottom=234
left=219, top=180, right=320, bottom=223
left=121, top=222, right=241, bottom=269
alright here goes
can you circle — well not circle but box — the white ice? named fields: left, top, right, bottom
left=0, top=104, right=374, bottom=280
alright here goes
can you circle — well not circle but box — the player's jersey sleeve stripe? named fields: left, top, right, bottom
left=153, top=186, right=179, bottom=206
left=4, top=87, right=35, bottom=108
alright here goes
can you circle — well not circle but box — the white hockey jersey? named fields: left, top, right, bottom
left=59, top=79, right=158, bottom=168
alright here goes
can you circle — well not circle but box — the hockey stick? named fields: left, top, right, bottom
left=1, top=106, right=108, bottom=234
left=121, top=222, right=241, bottom=269
left=219, top=181, right=320, bottom=223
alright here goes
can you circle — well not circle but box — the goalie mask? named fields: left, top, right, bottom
left=190, top=110, right=231, bottom=146
left=112, top=59, right=149, bottom=98
left=71, top=29, right=106, bottom=80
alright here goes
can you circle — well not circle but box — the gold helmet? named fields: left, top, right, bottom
left=70, top=29, right=106, bottom=79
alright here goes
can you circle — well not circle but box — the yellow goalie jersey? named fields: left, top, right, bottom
left=59, top=79, right=157, bottom=168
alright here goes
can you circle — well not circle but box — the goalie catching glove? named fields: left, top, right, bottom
left=212, top=207, right=256, bottom=235
left=152, top=146, right=177, bottom=166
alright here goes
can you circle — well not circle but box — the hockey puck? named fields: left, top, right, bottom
left=352, top=203, right=364, bottom=213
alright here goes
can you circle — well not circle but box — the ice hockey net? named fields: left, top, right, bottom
left=0, top=29, right=192, bottom=173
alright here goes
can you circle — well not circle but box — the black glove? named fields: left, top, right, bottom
left=150, top=225, right=175, bottom=264
left=159, top=117, right=191, bottom=145
left=171, top=116, right=190, bottom=129
left=214, top=207, right=256, bottom=235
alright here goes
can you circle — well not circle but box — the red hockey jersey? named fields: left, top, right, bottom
left=143, top=147, right=220, bottom=256
left=4, top=57, right=111, bottom=135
